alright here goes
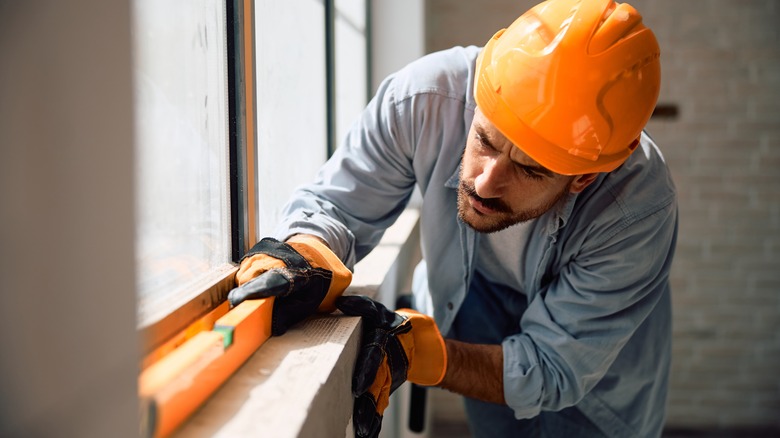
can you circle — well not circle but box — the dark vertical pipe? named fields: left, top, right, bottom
left=325, top=0, right=337, bottom=157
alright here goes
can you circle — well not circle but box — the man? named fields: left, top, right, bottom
left=228, top=0, right=678, bottom=436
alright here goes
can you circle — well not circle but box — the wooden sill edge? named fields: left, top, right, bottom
left=139, top=208, right=421, bottom=437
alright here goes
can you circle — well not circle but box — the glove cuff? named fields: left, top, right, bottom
left=397, top=309, right=447, bottom=386
left=286, top=235, right=352, bottom=313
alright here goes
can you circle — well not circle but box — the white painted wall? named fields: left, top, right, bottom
left=0, top=2, right=138, bottom=436
left=370, top=0, right=426, bottom=93
left=335, top=0, right=369, bottom=146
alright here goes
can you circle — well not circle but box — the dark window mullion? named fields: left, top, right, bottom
left=227, top=0, right=251, bottom=262
left=325, top=0, right=336, bottom=158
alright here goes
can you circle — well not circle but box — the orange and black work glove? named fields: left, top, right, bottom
left=227, top=235, right=352, bottom=336
left=335, top=295, right=447, bottom=438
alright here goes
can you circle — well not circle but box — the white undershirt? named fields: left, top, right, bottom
left=474, top=219, right=536, bottom=293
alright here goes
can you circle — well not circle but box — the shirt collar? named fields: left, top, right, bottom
left=545, top=193, right=578, bottom=235
left=445, top=163, right=461, bottom=189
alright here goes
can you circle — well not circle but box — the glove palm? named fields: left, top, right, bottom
left=336, top=295, right=447, bottom=438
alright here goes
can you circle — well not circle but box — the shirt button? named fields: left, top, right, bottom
left=447, top=302, right=454, bottom=310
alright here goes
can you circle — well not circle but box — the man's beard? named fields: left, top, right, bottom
left=456, top=179, right=571, bottom=233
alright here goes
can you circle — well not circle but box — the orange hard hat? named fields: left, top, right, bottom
left=474, top=0, right=661, bottom=175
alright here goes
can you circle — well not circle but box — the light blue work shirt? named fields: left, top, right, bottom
left=274, top=46, right=678, bottom=437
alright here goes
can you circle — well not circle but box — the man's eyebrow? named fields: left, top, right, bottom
left=518, top=161, right=554, bottom=177
left=476, top=124, right=555, bottom=177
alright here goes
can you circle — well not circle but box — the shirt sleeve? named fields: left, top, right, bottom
left=502, top=197, right=678, bottom=418
left=272, top=71, right=418, bottom=269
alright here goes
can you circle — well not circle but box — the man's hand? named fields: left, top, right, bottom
left=227, top=235, right=351, bottom=336
left=335, top=295, right=447, bottom=438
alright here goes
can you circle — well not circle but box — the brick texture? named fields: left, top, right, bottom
left=426, top=0, right=780, bottom=430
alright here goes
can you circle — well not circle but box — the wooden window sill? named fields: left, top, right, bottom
left=163, top=209, right=421, bottom=437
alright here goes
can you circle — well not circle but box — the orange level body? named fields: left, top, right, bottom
left=139, top=298, right=274, bottom=437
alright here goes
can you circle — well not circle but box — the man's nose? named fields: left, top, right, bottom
left=474, top=157, right=510, bottom=199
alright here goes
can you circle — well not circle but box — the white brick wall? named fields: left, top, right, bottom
left=637, top=0, right=780, bottom=429
left=426, top=0, right=780, bottom=430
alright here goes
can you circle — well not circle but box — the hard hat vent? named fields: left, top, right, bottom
left=589, top=3, right=644, bottom=54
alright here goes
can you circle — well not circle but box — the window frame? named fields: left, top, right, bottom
left=138, top=0, right=257, bottom=357
left=137, top=0, right=373, bottom=360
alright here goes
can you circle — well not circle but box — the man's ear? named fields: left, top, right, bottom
left=569, top=173, right=599, bottom=194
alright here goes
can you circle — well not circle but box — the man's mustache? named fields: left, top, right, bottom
left=459, top=181, right=511, bottom=213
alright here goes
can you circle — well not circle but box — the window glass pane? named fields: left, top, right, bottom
left=132, top=0, right=231, bottom=325
left=335, top=0, right=368, bottom=145
left=255, top=0, right=328, bottom=236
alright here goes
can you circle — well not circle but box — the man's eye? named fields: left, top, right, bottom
left=519, top=166, right=543, bottom=180
left=475, top=134, right=491, bottom=150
